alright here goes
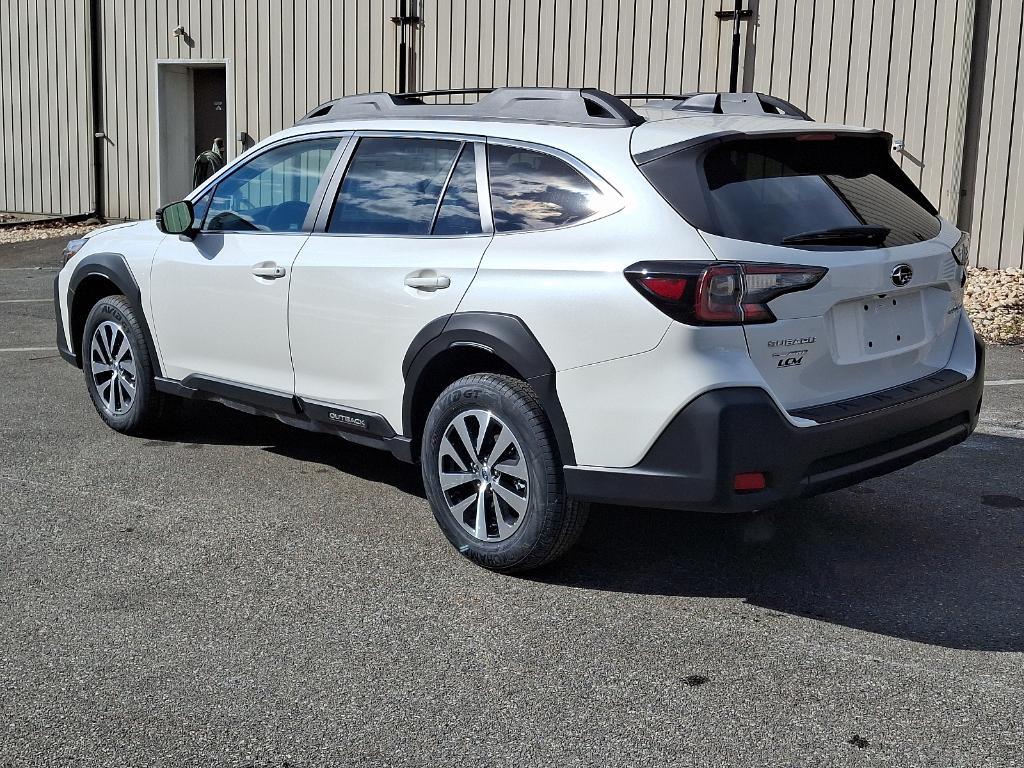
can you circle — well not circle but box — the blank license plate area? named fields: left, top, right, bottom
left=831, top=291, right=926, bottom=360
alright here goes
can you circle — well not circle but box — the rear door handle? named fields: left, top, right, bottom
left=404, top=274, right=451, bottom=291
left=251, top=263, right=287, bottom=279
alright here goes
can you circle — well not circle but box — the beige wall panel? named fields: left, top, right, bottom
left=629, top=0, right=653, bottom=96
left=613, top=0, right=637, bottom=95
left=900, top=0, right=936, bottom=188
left=964, top=0, right=1024, bottom=268
left=551, top=0, right=572, bottom=87
left=843, top=0, right=873, bottom=126
left=1, top=0, right=92, bottom=215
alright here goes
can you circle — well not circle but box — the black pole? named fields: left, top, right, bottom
left=397, top=0, right=407, bottom=93
left=729, top=0, right=743, bottom=93
left=88, top=0, right=104, bottom=218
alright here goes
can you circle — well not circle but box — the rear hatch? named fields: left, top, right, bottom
left=636, top=130, right=968, bottom=411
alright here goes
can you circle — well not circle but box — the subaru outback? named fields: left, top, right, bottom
left=55, top=88, right=983, bottom=572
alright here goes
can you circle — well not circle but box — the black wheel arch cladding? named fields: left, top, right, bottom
left=66, top=252, right=163, bottom=376
left=403, top=312, right=576, bottom=465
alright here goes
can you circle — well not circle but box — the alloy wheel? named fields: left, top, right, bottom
left=90, top=320, right=137, bottom=415
left=437, top=409, right=530, bottom=541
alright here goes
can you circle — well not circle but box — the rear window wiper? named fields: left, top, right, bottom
left=781, top=225, right=890, bottom=246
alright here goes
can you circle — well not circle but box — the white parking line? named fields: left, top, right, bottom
left=984, top=379, right=1024, bottom=387
left=0, top=266, right=58, bottom=271
left=0, top=346, right=54, bottom=353
left=0, top=299, right=49, bottom=304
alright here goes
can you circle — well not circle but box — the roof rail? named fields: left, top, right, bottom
left=619, top=92, right=813, bottom=121
left=297, top=87, right=645, bottom=128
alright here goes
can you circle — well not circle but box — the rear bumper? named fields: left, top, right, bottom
left=564, top=339, right=985, bottom=511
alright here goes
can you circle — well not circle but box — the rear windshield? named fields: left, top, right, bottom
left=640, top=134, right=940, bottom=248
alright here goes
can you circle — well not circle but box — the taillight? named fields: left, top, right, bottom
left=952, top=231, right=970, bottom=266
left=625, top=261, right=827, bottom=325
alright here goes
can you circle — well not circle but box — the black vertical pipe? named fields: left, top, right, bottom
left=89, top=0, right=104, bottom=218
left=729, top=0, right=743, bottom=93
left=397, top=0, right=408, bottom=93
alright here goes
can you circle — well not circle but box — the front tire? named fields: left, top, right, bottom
left=421, top=373, right=588, bottom=573
left=81, top=295, right=166, bottom=435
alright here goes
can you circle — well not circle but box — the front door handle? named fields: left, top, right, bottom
left=251, top=263, right=287, bottom=279
left=404, top=274, right=451, bottom=291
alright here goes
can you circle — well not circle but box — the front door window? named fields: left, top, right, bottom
left=202, top=138, right=341, bottom=233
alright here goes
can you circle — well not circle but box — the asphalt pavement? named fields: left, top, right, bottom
left=1, top=237, right=1022, bottom=767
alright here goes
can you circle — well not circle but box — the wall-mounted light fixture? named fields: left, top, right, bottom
left=172, top=24, right=195, bottom=48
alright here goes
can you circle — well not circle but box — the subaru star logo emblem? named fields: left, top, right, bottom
left=891, top=264, right=913, bottom=286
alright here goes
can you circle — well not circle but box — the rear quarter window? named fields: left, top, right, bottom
left=640, top=134, right=941, bottom=248
left=487, top=145, right=604, bottom=232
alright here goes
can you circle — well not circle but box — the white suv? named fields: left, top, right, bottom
left=55, top=88, right=984, bottom=572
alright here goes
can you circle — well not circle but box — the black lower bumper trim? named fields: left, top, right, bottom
left=564, top=341, right=985, bottom=512
left=789, top=368, right=968, bottom=423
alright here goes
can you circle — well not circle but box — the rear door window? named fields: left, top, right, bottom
left=487, top=145, right=603, bottom=232
left=640, top=135, right=941, bottom=248
left=328, top=137, right=462, bottom=235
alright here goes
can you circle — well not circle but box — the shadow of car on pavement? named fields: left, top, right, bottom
left=162, top=400, right=1024, bottom=653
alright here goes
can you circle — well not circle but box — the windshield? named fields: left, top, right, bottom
left=640, top=134, right=941, bottom=249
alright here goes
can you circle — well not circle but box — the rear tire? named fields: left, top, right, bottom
left=421, top=373, right=588, bottom=573
left=81, top=295, right=167, bottom=436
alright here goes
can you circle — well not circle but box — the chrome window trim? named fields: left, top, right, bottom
left=311, top=130, right=492, bottom=239
left=187, top=131, right=352, bottom=235
left=484, top=137, right=625, bottom=234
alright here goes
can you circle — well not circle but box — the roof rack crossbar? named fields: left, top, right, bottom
left=297, top=87, right=645, bottom=128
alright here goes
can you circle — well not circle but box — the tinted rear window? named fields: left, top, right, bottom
left=641, top=135, right=940, bottom=248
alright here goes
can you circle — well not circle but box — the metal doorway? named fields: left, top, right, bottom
left=154, top=59, right=233, bottom=206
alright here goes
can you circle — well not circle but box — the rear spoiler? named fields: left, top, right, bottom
left=632, top=128, right=893, bottom=165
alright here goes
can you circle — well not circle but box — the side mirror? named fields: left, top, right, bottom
left=155, top=200, right=195, bottom=236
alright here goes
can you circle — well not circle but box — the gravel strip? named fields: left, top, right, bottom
left=965, top=268, right=1024, bottom=345
left=0, top=221, right=96, bottom=245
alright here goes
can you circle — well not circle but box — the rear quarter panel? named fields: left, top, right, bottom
left=457, top=158, right=713, bottom=371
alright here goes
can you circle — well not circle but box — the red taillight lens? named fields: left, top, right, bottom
left=626, top=261, right=827, bottom=325
left=640, top=276, right=688, bottom=300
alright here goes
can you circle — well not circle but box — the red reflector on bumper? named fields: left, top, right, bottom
left=733, top=472, right=767, bottom=492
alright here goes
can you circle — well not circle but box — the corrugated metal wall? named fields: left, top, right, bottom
left=0, top=0, right=94, bottom=216
left=412, top=0, right=982, bottom=255
left=747, top=0, right=977, bottom=226
left=413, top=0, right=737, bottom=99
left=1, top=0, right=1021, bottom=268
left=95, top=0, right=400, bottom=220
left=959, top=0, right=1024, bottom=269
